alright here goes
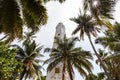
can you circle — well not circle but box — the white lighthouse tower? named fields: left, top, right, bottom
left=46, top=23, right=72, bottom=80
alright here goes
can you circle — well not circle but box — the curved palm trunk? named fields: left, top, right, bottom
left=87, top=35, right=112, bottom=80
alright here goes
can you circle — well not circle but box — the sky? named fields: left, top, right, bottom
left=34, top=0, right=120, bottom=80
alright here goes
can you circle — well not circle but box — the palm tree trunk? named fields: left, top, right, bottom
left=87, top=35, right=112, bottom=80
left=67, top=60, right=73, bottom=80
left=62, top=62, right=65, bottom=80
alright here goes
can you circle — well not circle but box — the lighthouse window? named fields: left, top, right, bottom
left=55, top=68, right=59, bottom=73
left=58, top=34, right=60, bottom=36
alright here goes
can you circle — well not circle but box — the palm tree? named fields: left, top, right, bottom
left=44, top=36, right=93, bottom=80
left=0, top=0, right=48, bottom=43
left=13, top=40, right=44, bottom=80
left=70, top=12, right=112, bottom=80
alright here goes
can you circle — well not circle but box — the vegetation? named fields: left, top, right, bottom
left=95, top=22, right=120, bottom=79
left=85, top=72, right=106, bottom=80
left=0, top=0, right=48, bottom=43
left=0, top=0, right=120, bottom=80
left=0, top=42, right=22, bottom=80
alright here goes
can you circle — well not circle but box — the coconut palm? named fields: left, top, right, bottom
left=70, top=12, right=112, bottom=80
left=0, top=0, right=48, bottom=43
left=44, top=36, right=93, bottom=80
left=13, top=40, right=43, bottom=80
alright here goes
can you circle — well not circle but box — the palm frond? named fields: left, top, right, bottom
left=20, top=67, right=26, bottom=80
left=43, top=0, right=66, bottom=3
left=83, top=0, right=116, bottom=31
left=74, top=62, right=87, bottom=77
left=0, top=0, right=23, bottom=41
left=44, top=48, right=52, bottom=53
left=21, top=0, right=48, bottom=26
left=47, top=57, right=63, bottom=72
left=99, top=0, right=116, bottom=19
left=70, top=11, right=99, bottom=40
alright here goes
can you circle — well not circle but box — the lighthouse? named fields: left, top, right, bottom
left=46, top=23, right=72, bottom=80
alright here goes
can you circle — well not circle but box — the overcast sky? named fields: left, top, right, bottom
left=34, top=0, right=120, bottom=80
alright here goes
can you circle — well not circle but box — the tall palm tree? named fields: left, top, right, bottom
left=44, top=37, right=93, bottom=80
left=0, top=0, right=48, bottom=43
left=70, top=12, right=112, bottom=80
left=13, top=40, right=44, bottom=80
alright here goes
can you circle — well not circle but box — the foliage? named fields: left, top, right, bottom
left=0, top=0, right=48, bottom=43
left=95, top=22, right=120, bottom=52
left=83, top=0, right=116, bottom=30
left=44, top=36, right=93, bottom=80
left=95, top=22, right=120, bottom=79
left=41, top=76, right=46, bottom=80
left=83, top=0, right=116, bottom=19
left=0, top=42, right=22, bottom=80
left=95, top=49, right=120, bottom=80
left=70, top=11, right=100, bottom=40
left=86, top=72, right=106, bottom=80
